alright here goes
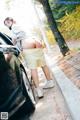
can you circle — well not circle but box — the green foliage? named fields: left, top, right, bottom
left=49, top=0, right=77, bottom=20
left=48, top=0, right=80, bottom=41
left=58, top=6, right=80, bottom=40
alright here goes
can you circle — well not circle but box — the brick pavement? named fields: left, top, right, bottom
left=57, top=51, right=80, bottom=89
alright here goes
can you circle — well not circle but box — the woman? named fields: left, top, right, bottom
left=4, top=17, right=54, bottom=98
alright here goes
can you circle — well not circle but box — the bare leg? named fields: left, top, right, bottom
left=31, top=69, right=39, bottom=88
left=42, top=65, right=54, bottom=89
left=42, top=65, right=52, bottom=80
left=31, top=69, right=44, bottom=98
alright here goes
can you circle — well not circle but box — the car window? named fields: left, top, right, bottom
left=0, top=33, right=13, bottom=45
left=0, top=37, right=7, bottom=45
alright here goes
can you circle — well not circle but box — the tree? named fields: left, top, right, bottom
left=35, top=0, right=70, bottom=56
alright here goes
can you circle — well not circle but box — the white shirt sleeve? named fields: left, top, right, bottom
left=12, top=26, right=27, bottom=41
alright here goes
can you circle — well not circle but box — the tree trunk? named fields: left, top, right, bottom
left=38, top=0, right=69, bottom=56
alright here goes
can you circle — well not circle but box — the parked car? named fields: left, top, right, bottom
left=0, top=32, right=35, bottom=119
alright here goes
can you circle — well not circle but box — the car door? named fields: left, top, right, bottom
left=0, top=33, right=35, bottom=118
left=0, top=33, right=25, bottom=113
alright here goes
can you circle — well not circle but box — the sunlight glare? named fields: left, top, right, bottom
left=0, top=0, right=39, bottom=35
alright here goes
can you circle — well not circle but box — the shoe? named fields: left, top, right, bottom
left=36, top=87, right=44, bottom=98
left=43, top=80, right=54, bottom=89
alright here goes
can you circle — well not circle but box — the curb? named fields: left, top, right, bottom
left=51, top=66, right=80, bottom=120
left=46, top=54, right=80, bottom=120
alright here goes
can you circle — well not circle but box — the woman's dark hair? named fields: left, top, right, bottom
left=4, top=17, right=14, bottom=30
left=4, top=17, right=14, bottom=25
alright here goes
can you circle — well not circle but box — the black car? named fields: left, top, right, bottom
left=0, top=32, right=35, bottom=119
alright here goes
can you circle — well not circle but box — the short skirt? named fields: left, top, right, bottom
left=23, top=48, right=46, bottom=69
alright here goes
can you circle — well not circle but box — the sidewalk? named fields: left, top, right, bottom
left=31, top=52, right=72, bottom=120
left=45, top=48, right=80, bottom=120
left=31, top=66, right=72, bottom=120
left=49, top=41, right=80, bottom=89
left=31, top=41, right=80, bottom=120
left=58, top=51, right=80, bottom=89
